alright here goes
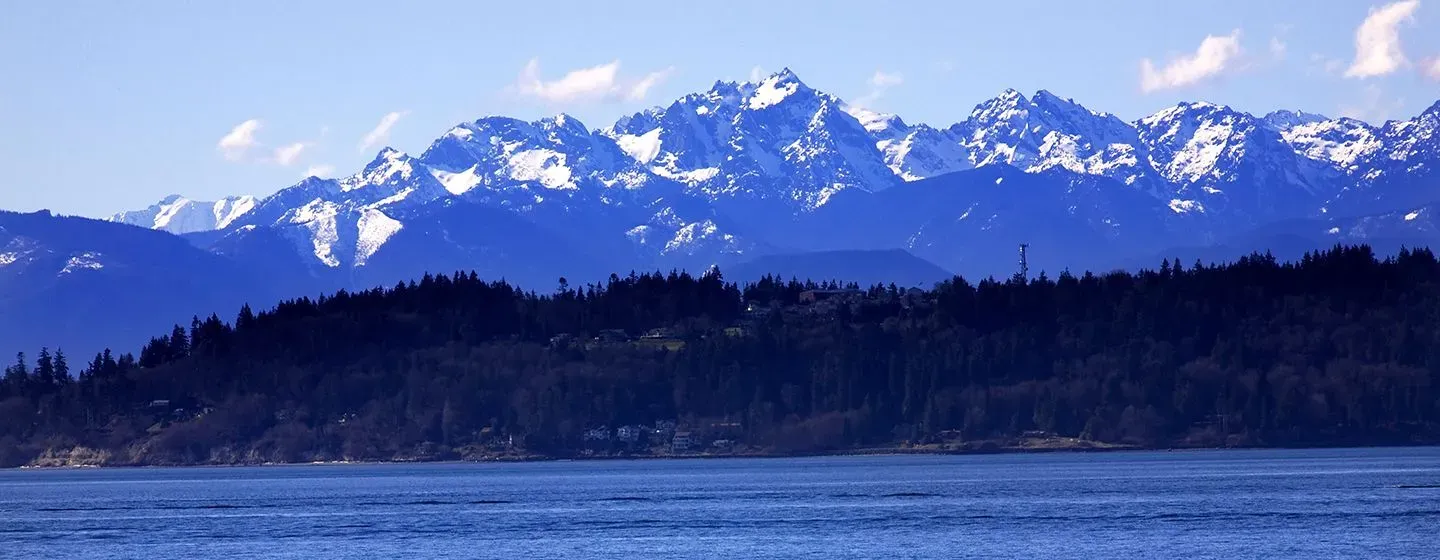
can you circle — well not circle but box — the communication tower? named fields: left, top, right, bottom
left=1017, top=243, right=1029, bottom=282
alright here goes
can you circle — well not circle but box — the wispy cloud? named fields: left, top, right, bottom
left=626, top=67, right=675, bottom=102
left=1338, top=83, right=1405, bottom=123
left=1269, top=23, right=1291, bottom=63
left=1423, top=56, right=1440, bottom=80
left=304, top=163, right=336, bottom=178
left=273, top=142, right=307, bottom=166
left=1140, top=30, right=1244, bottom=93
left=1269, top=37, right=1288, bottom=62
left=871, top=71, right=904, bottom=90
left=748, top=66, right=766, bottom=83
left=514, top=59, right=674, bottom=103
left=852, top=70, right=905, bottom=108
left=1345, top=0, right=1420, bottom=78
left=217, top=119, right=262, bottom=161
left=359, top=111, right=408, bottom=153
left=1308, top=53, right=1348, bottom=76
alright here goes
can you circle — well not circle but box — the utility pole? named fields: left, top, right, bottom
left=1017, top=243, right=1029, bottom=283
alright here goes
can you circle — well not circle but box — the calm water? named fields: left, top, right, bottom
left=1, top=448, right=1438, bottom=559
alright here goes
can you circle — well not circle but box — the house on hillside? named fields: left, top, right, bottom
left=641, top=327, right=677, bottom=339
left=671, top=431, right=695, bottom=453
left=616, top=425, right=646, bottom=444
left=900, top=287, right=931, bottom=309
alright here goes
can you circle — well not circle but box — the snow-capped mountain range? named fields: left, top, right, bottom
left=71, top=69, right=1440, bottom=286
left=4, top=67, right=1437, bottom=355
left=110, top=69, right=1440, bottom=281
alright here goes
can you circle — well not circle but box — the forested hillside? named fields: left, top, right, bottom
left=3, top=245, right=1438, bottom=467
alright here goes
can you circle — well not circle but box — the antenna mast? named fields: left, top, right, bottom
left=1017, top=243, right=1029, bottom=282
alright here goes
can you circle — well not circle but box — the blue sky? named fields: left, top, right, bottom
left=2, top=0, right=1438, bottom=217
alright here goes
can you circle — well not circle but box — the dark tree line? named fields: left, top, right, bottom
left=2, top=246, right=1439, bottom=466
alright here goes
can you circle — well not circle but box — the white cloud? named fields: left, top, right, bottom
left=626, top=67, right=676, bottom=101
left=359, top=111, right=407, bottom=152
left=304, top=164, right=336, bottom=178
left=870, top=70, right=904, bottom=89
left=1309, top=53, right=1349, bottom=75
left=852, top=70, right=905, bottom=108
left=749, top=66, right=766, bottom=82
left=1424, top=56, right=1440, bottom=80
left=1269, top=37, right=1288, bottom=61
left=1344, top=0, right=1420, bottom=78
left=217, top=119, right=261, bottom=161
left=273, top=142, right=307, bottom=166
left=514, top=59, right=673, bottom=104
left=1140, top=30, right=1243, bottom=93
left=1338, top=83, right=1405, bottom=123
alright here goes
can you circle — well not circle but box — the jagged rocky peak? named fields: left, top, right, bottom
left=743, top=68, right=815, bottom=110
left=1263, top=109, right=1331, bottom=130
left=966, top=88, right=1030, bottom=124
left=535, top=112, right=592, bottom=139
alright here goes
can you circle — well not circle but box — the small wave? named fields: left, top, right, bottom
left=470, top=499, right=514, bottom=505
left=599, top=492, right=650, bottom=500
left=155, top=504, right=251, bottom=510
left=667, top=495, right=720, bottom=502
left=881, top=492, right=939, bottom=498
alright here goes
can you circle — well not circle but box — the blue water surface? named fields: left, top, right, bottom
left=2, top=447, right=1437, bottom=559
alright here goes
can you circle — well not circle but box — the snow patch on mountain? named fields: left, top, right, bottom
left=615, top=128, right=663, bottom=164
left=355, top=209, right=402, bottom=266
left=430, top=165, right=484, bottom=195
left=60, top=252, right=104, bottom=275
left=507, top=149, right=575, bottom=189
left=286, top=200, right=344, bottom=267
left=1271, top=116, right=1382, bottom=171
left=656, top=219, right=751, bottom=259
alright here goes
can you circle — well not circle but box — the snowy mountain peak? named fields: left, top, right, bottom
left=842, top=105, right=905, bottom=133
left=374, top=147, right=405, bottom=162
left=110, top=194, right=257, bottom=234
left=745, top=68, right=811, bottom=110
left=768, top=67, right=802, bottom=84
left=969, top=88, right=1030, bottom=121
left=1262, top=110, right=1330, bottom=130
left=537, top=113, right=589, bottom=136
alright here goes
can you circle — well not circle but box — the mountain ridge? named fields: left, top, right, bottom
left=8, top=69, right=1440, bottom=355
left=114, top=71, right=1440, bottom=255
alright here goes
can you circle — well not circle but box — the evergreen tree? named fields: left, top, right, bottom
left=1, top=245, right=1438, bottom=465
left=35, top=348, right=55, bottom=388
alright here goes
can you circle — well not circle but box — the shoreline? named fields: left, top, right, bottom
left=12, top=439, right=1436, bottom=471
